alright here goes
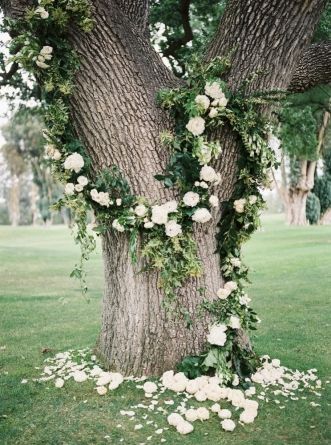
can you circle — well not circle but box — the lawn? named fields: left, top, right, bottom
left=0, top=214, right=330, bottom=445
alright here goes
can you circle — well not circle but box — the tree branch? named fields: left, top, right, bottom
left=0, top=61, right=19, bottom=86
left=289, top=41, right=331, bottom=92
left=162, top=0, right=193, bottom=58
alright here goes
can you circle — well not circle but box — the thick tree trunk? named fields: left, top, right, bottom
left=69, top=0, right=325, bottom=375
left=1, top=0, right=327, bottom=375
left=8, top=175, right=20, bottom=226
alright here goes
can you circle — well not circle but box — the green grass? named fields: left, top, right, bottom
left=0, top=214, right=330, bottom=445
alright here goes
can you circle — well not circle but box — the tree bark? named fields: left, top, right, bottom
left=1, top=0, right=328, bottom=375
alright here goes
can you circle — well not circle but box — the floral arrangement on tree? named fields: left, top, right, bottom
left=4, top=0, right=283, bottom=385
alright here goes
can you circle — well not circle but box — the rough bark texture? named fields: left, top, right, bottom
left=1, top=0, right=329, bottom=375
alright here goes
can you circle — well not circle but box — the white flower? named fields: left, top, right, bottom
left=196, top=407, right=209, bottom=421
left=90, top=189, right=110, bottom=207
left=233, top=198, right=246, bottom=213
left=192, top=208, right=212, bottom=223
left=116, top=198, right=122, bottom=206
left=249, top=195, right=258, bottom=204
left=218, top=409, right=232, bottom=419
left=217, top=288, right=231, bottom=300
left=176, top=421, right=194, bottom=434
left=183, top=191, right=200, bottom=207
left=186, top=116, right=205, bottom=136
left=167, top=413, right=184, bottom=427
left=36, top=60, right=49, bottom=69
left=73, top=371, right=87, bottom=383
left=143, top=381, right=158, bottom=394
left=200, top=165, right=217, bottom=182
left=211, top=403, right=221, bottom=413
left=185, top=409, right=198, bottom=422
left=55, top=378, right=64, bottom=388
left=165, top=220, right=182, bottom=238
left=134, top=204, right=148, bottom=217
left=229, top=315, right=241, bottom=329
left=35, top=6, right=49, bottom=19
left=230, top=257, right=241, bottom=268
left=200, top=181, right=209, bottom=189
left=221, top=419, right=236, bottom=432
left=195, top=95, right=210, bottom=111
left=112, top=219, right=125, bottom=232
left=144, top=221, right=154, bottom=229
left=209, top=108, right=218, bottom=118
left=40, top=46, right=53, bottom=55
left=195, top=390, right=207, bottom=402
left=205, top=81, right=224, bottom=99
left=163, top=200, right=178, bottom=213
left=75, top=184, right=84, bottom=192
left=77, top=176, right=88, bottom=186
left=96, top=386, right=107, bottom=396
left=224, top=281, right=238, bottom=292
left=239, top=294, right=251, bottom=306
left=45, top=144, right=62, bottom=160
left=64, top=152, right=84, bottom=173
left=207, top=324, right=227, bottom=346
left=151, top=205, right=168, bottom=225
left=240, top=410, right=257, bottom=424
left=245, top=386, right=256, bottom=397
left=212, top=95, right=228, bottom=107
left=232, top=374, right=240, bottom=386
left=64, top=183, right=75, bottom=196
left=209, top=195, right=219, bottom=207
left=185, top=380, right=200, bottom=394
left=272, top=359, right=281, bottom=367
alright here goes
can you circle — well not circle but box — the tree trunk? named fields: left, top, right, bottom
left=1, top=0, right=327, bottom=375
left=8, top=175, right=20, bottom=226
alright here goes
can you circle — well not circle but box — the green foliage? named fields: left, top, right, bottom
left=313, top=149, right=331, bottom=215
left=306, top=192, right=321, bottom=225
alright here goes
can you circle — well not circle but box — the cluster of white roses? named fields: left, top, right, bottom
left=45, top=143, right=61, bottom=161
left=186, top=81, right=228, bottom=137
left=206, top=316, right=240, bottom=347
left=217, top=280, right=238, bottom=300
left=62, top=152, right=89, bottom=196
left=35, top=6, right=49, bottom=19
left=233, top=195, right=258, bottom=213
left=35, top=45, right=53, bottom=69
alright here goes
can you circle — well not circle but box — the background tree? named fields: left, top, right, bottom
left=1, top=0, right=330, bottom=376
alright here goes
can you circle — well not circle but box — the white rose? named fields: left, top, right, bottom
left=194, top=390, right=207, bottom=402
left=249, top=195, right=258, bottom=204
left=143, top=381, right=158, bottom=394
left=212, top=95, right=228, bottom=107
left=151, top=205, right=168, bottom=225
left=217, top=287, right=231, bottom=300
left=73, top=371, right=87, bottom=383
left=196, top=407, right=209, bottom=421
left=232, top=374, right=240, bottom=386
left=209, top=195, right=219, bottom=207
left=186, top=116, right=205, bottom=136
left=77, top=176, right=88, bottom=186
left=90, top=189, right=99, bottom=201
left=64, top=152, right=84, bottom=173
left=224, top=281, right=238, bottom=292
left=144, top=221, right=154, bottom=229
left=134, top=204, right=147, bottom=217
left=192, top=208, right=212, bottom=223
left=163, top=200, right=178, bottom=213
left=98, top=192, right=111, bottom=207
left=271, top=359, right=281, bottom=367
left=229, top=315, right=241, bottom=329
left=207, top=324, right=227, bottom=346
left=176, top=421, right=194, bottom=435
left=209, top=108, right=218, bottom=118
left=112, top=219, right=125, bottom=232
left=200, top=165, right=217, bottom=182
left=52, top=149, right=62, bottom=160
left=230, top=257, right=241, bottom=268
left=240, top=410, right=257, bottom=424
left=40, top=45, right=53, bottom=55
left=221, top=419, right=236, bottom=431
left=116, top=198, right=122, bottom=206
left=96, top=386, right=107, bottom=396
left=211, top=403, right=221, bottom=413
left=55, top=378, right=64, bottom=388
left=218, top=409, right=232, bottom=419
left=35, top=6, right=49, bottom=19
left=205, top=81, right=223, bottom=99
left=167, top=413, right=184, bottom=427
left=64, top=183, right=75, bottom=195
left=75, top=184, right=84, bottom=192
left=185, top=409, right=198, bottom=422
left=233, top=198, right=246, bottom=213
left=165, top=220, right=182, bottom=238
left=195, top=95, right=210, bottom=111
left=183, top=191, right=200, bottom=207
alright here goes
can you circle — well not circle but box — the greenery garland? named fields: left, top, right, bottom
left=5, top=0, right=283, bottom=384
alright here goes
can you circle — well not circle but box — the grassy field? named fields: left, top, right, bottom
left=0, top=214, right=330, bottom=445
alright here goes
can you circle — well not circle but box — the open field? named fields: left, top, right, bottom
left=0, top=214, right=330, bottom=444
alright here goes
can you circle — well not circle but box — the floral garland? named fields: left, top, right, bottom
left=5, top=0, right=281, bottom=384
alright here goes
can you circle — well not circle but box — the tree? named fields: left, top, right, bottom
left=1, top=0, right=330, bottom=376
